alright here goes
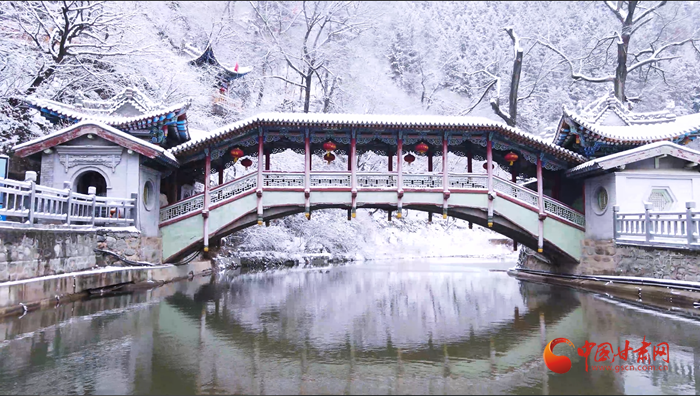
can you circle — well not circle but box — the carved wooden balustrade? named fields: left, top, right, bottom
left=159, top=171, right=585, bottom=228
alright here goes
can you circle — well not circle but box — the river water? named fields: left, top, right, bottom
left=0, top=258, right=698, bottom=395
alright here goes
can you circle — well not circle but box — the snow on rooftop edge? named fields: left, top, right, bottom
left=12, top=120, right=177, bottom=162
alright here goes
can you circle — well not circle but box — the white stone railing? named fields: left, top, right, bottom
left=614, top=202, right=699, bottom=248
left=159, top=171, right=585, bottom=227
left=0, top=174, right=136, bottom=227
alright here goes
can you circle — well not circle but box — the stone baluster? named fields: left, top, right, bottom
left=644, top=202, right=653, bottom=243
left=25, top=171, right=37, bottom=224
left=686, top=201, right=696, bottom=245
left=89, top=186, right=97, bottom=226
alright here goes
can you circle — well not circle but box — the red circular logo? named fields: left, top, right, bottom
left=543, top=338, right=575, bottom=374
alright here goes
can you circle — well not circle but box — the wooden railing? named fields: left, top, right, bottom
left=0, top=172, right=136, bottom=227
left=614, top=202, right=699, bottom=249
left=160, top=171, right=585, bottom=228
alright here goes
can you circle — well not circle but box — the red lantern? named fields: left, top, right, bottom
left=230, top=147, right=244, bottom=164
left=415, top=142, right=429, bottom=155
left=504, top=152, right=519, bottom=166
left=575, top=135, right=580, bottom=144
left=323, top=152, right=336, bottom=164
left=404, top=153, right=415, bottom=165
left=483, top=162, right=495, bottom=170
left=240, top=157, right=253, bottom=170
left=323, top=141, right=337, bottom=153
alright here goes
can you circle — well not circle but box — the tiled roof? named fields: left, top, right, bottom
left=168, top=112, right=587, bottom=164
left=13, top=121, right=177, bottom=164
left=21, top=96, right=190, bottom=128
left=566, top=141, right=700, bottom=178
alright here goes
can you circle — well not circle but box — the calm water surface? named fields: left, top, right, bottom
left=0, top=258, right=699, bottom=395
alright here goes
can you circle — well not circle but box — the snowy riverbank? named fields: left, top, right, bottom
left=217, top=208, right=519, bottom=269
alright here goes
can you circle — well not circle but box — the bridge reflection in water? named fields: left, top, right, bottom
left=0, top=260, right=698, bottom=395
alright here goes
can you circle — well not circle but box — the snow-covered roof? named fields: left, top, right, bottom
left=554, top=92, right=700, bottom=147
left=77, top=87, right=158, bottom=116
left=13, top=121, right=178, bottom=165
left=566, top=141, right=700, bottom=178
left=168, top=112, right=587, bottom=164
left=21, top=96, right=190, bottom=128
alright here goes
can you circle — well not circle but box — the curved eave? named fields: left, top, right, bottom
left=561, top=107, right=700, bottom=146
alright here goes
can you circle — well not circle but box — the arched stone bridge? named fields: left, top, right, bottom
left=159, top=113, right=588, bottom=264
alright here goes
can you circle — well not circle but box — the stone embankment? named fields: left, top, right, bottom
left=0, top=224, right=163, bottom=283
left=511, top=239, right=700, bottom=316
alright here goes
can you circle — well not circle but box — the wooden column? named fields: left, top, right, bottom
left=256, top=128, right=264, bottom=225
left=467, top=150, right=473, bottom=173
left=304, top=129, right=311, bottom=219
left=203, top=149, right=211, bottom=253
left=350, top=130, right=357, bottom=219
left=388, top=153, right=393, bottom=220
left=442, top=132, right=450, bottom=219
left=486, top=135, right=494, bottom=227
left=170, top=170, right=178, bottom=203
left=552, top=172, right=561, bottom=200
left=265, top=151, right=270, bottom=171
left=537, top=156, right=545, bottom=253
left=396, top=132, right=403, bottom=219
left=428, top=151, right=433, bottom=222
left=218, top=164, right=224, bottom=186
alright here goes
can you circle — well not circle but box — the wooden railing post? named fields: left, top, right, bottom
left=131, top=192, right=139, bottom=227
left=613, top=205, right=620, bottom=240
left=89, top=186, right=97, bottom=226
left=64, top=181, right=72, bottom=225
left=25, top=171, right=37, bottom=224
left=644, top=202, right=653, bottom=243
left=686, top=201, right=696, bottom=246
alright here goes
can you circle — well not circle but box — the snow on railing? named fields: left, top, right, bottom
left=0, top=173, right=136, bottom=227
left=159, top=171, right=585, bottom=227
left=614, top=202, right=699, bottom=248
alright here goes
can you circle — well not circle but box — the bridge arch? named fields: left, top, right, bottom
left=160, top=114, right=587, bottom=265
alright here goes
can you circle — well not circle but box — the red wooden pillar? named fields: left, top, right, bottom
left=428, top=151, right=433, bottom=222
left=537, top=156, right=545, bottom=253
left=350, top=131, right=357, bottom=219
left=218, top=164, right=224, bottom=185
left=442, top=133, right=450, bottom=219
left=265, top=151, right=270, bottom=171
left=256, top=129, right=264, bottom=225
left=304, top=129, right=311, bottom=219
left=467, top=150, right=473, bottom=173
left=388, top=152, right=393, bottom=220
left=486, top=136, right=494, bottom=227
left=203, top=149, right=211, bottom=253
left=396, top=133, right=404, bottom=219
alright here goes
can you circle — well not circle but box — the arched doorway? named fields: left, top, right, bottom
left=74, top=171, right=107, bottom=196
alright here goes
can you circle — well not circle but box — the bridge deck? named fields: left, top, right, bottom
left=160, top=172, right=585, bottom=263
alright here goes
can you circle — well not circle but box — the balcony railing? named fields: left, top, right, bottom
left=614, top=202, right=699, bottom=249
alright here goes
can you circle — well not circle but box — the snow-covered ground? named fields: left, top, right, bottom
left=225, top=206, right=518, bottom=262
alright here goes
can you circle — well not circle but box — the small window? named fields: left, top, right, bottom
left=648, top=188, right=673, bottom=211
left=595, top=187, right=608, bottom=213
left=143, top=180, right=154, bottom=211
